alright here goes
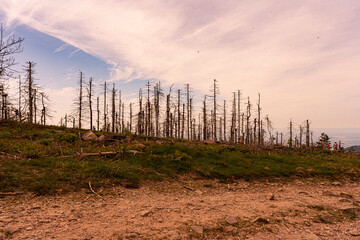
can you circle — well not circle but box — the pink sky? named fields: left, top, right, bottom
left=0, top=0, right=359, bottom=128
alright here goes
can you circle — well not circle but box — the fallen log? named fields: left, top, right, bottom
left=77, top=151, right=119, bottom=157
left=0, top=191, right=24, bottom=196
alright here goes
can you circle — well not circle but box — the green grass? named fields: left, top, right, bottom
left=0, top=120, right=360, bottom=195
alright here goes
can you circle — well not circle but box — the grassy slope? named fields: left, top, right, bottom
left=0, top=121, right=359, bottom=195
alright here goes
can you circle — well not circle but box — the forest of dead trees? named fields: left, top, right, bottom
left=0, top=24, right=52, bottom=126
left=57, top=72, right=315, bottom=149
left=0, top=24, right=316, bottom=149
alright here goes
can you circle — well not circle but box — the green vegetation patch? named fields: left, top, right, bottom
left=0, top=121, right=359, bottom=195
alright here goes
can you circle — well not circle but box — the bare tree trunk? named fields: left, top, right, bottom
left=27, top=62, right=33, bottom=123
left=223, top=100, right=226, bottom=142
left=299, top=125, right=303, bottom=148
left=246, top=97, right=251, bottom=145
left=41, top=93, right=45, bottom=125
left=166, top=93, right=170, bottom=137
left=289, top=119, right=293, bottom=147
left=213, top=79, right=218, bottom=140
left=182, top=103, right=185, bottom=138
left=103, top=81, right=107, bottom=131
left=190, top=98, right=193, bottom=140
left=111, top=83, right=116, bottom=132
left=177, top=90, right=181, bottom=138
left=121, top=103, right=124, bottom=132
left=18, top=75, right=22, bottom=122
left=203, top=95, right=207, bottom=140
left=186, top=84, right=190, bottom=139
left=96, top=96, right=100, bottom=131
left=118, top=90, right=122, bottom=132
left=306, top=120, right=310, bottom=148
left=33, top=89, right=37, bottom=124
left=237, top=90, right=241, bottom=142
left=257, top=93, right=261, bottom=145
left=130, top=102, right=133, bottom=133
left=78, top=71, right=83, bottom=129
left=88, top=78, right=93, bottom=130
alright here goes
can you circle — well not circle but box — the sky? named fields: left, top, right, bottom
left=0, top=0, right=359, bottom=132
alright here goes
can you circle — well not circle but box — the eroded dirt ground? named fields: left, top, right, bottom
left=1, top=178, right=360, bottom=239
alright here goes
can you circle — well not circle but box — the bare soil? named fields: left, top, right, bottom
left=1, top=178, right=360, bottom=239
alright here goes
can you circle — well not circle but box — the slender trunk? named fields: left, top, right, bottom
left=96, top=96, right=100, bottom=131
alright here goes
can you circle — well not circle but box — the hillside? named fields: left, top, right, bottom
left=0, top=120, right=360, bottom=195
left=346, top=145, right=360, bottom=152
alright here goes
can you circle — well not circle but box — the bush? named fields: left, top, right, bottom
left=57, top=132, right=78, bottom=143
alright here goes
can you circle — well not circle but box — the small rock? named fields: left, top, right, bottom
left=81, top=130, right=98, bottom=141
left=195, top=190, right=203, bottom=195
left=191, top=225, right=204, bottom=234
left=140, top=210, right=151, bottom=217
left=350, top=229, right=360, bottom=236
left=340, top=192, right=353, bottom=198
left=301, top=233, right=320, bottom=240
left=332, top=181, right=342, bottom=186
left=168, top=230, right=181, bottom=240
left=0, top=217, right=13, bottom=223
left=341, top=207, right=358, bottom=213
left=252, top=217, right=269, bottom=224
left=224, top=225, right=240, bottom=233
left=225, top=216, right=238, bottom=225
left=339, top=198, right=351, bottom=203
left=124, top=233, right=138, bottom=239
left=267, top=193, right=275, bottom=200
left=97, top=135, right=106, bottom=142
left=26, top=226, right=33, bottom=231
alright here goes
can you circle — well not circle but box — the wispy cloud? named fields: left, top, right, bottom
left=54, top=43, right=68, bottom=53
left=0, top=0, right=359, bottom=127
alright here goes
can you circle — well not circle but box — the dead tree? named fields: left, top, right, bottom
left=265, top=115, right=273, bottom=145
left=77, top=71, right=83, bottom=128
left=129, top=102, right=133, bottom=132
left=103, top=81, right=107, bottom=131
left=18, top=75, right=22, bottom=122
left=138, top=89, right=143, bottom=134
left=245, top=97, right=251, bottom=145
left=0, top=24, right=24, bottom=78
left=211, top=79, right=219, bottom=140
left=230, top=92, right=236, bottom=142
left=118, top=90, right=122, bottom=132
left=203, top=95, right=207, bottom=140
left=223, top=100, right=226, bottom=142
left=306, top=120, right=310, bottom=148
left=24, top=61, right=35, bottom=123
left=289, top=119, right=293, bottom=147
left=190, top=98, right=193, bottom=140
left=186, top=84, right=190, bottom=139
left=146, top=82, right=151, bottom=136
left=121, top=103, right=124, bottom=132
left=177, top=89, right=181, bottom=138
left=237, top=90, right=241, bottom=142
left=299, top=125, right=304, bottom=148
left=182, top=103, right=185, bottom=138
left=111, top=83, right=116, bottom=132
left=87, top=77, right=93, bottom=130
left=33, top=88, right=37, bottom=123
left=257, top=93, right=261, bottom=145
left=96, top=96, right=100, bottom=131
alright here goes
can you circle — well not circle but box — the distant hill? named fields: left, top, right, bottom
left=345, top=145, right=360, bottom=152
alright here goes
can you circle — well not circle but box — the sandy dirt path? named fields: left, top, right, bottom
left=1, top=178, right=360, bottom=239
